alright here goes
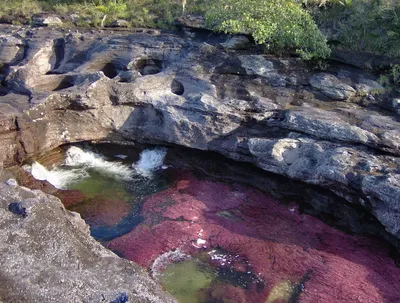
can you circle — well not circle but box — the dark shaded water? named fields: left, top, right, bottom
left=67, top=169, right=171, bottom=241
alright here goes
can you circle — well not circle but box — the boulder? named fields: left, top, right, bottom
left=355, top=78, right=384, bottom=95
left=110, top=20, right=130, bottom=28
left=175, top=15, right=208, bottom=30
left=238, top=55, right=275, bottom=77
left=32, top=15, right=63, bottom=27
left=309, top=73, right=356, bottom=100
left=220, top=35, right=251, bottom=50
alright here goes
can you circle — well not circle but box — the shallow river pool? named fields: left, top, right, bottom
left=28, top=144, right=400, bottom=303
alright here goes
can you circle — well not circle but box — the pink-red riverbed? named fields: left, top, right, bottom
left=90, top=170, right=400, bottom=303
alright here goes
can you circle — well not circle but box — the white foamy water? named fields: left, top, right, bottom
left=30, top=161, right=88, bottom=189
left=28, top=146, right=167, bottom=188
left=29, top=146, right=134, bottom=189
left=65, top=146, right=133, bottom=180
left=134, top=148, right=167, bottom=177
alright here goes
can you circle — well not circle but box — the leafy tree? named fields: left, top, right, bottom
left=205, top=0, right=331, bottom=60
left=337, top=0, right=400, bottom=58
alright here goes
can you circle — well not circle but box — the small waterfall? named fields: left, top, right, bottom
left=30, top=162, right=88, bottom=189
left=65, top=146, right=133, bottom=180
left=28, top=146, right=167, bottom=188
left=134, top=148, right=167, bottom=177
left=29, top=146, right=134, bottom=189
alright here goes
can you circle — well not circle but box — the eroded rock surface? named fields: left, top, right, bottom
left=0, top=24, right=399, bottom=251
left=0, top=172, right=175, bottom=303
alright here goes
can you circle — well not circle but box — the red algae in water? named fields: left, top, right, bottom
left=106, top=171, right=400, bottom=303
left=69, top=197, right=132, bottom=227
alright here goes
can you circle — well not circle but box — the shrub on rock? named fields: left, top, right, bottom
left=205, top=0, right=331, bottom=60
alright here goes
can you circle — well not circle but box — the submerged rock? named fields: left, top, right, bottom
left=105, top=170, right=400, bottom=303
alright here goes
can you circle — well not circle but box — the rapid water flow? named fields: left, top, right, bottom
left=29, top=146, right=167, bottom=189
left=30, top=162, right=88, bottom=189
left=65, top=146, right=133, bottom=179
left=135, top=148, right=167, bottom=177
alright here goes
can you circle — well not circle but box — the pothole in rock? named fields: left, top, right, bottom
left=0, top=79, right=8, bottom=96
left=135, top=58, right=163, bottom=76
left=20, top=143, right=400, bottom=303
left=46, top=38, right=66, bottom=74
left=0, top=63, right=9, bottom=75
left=53, top=76, right=75, bottom=91
left=236, top=87, right=254, bottom=102
left=30, top=75, right=75, bottom=91
left=171, top=79, right=184, bottom=95
left=101, top=63, right=119, bottom=79
left=118, top=77, right=129, bottom=83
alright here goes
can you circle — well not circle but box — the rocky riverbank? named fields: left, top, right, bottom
left=0, top=170, right=175, bottom=302
left=0, top=22, right=399, bottom=302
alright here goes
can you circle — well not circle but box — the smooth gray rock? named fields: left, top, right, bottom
left=238, top=55, right=275, bottom=77
left=355, top=78, right=384, bottom=95
left=362, top=174, right=400, bottom=236
left=220, top=35, right=251, bottom=50
left=283, top=108, right=379, bottom=146
left=309, top=73, right=356, bottom=100
left=32, top=15, right=63, bottom=27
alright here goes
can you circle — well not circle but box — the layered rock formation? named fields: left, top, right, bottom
left=0, top=23, right=399, bottom=300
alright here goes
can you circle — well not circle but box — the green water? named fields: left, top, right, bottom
left=158, top=250, right=268, bottom=303
left=160, top=259, right=216, bottom=303
left=69, top=170, right=132, bottom=201
left=64, top=167, right=173, bottom=241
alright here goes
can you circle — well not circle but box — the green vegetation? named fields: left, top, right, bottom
left=206, top=0, right=330, bottom=60
left=0, top=0, right=42, bottom=24
left=0, top=0, right=190, bottom=28
left=378, top=64, right=400, bottom=92
left=311, top=0, right=400, bottom=59
left=0, top=0, right=399, bottom=63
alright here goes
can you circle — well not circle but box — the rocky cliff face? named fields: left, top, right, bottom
left=0, top=23, right=399, bottom=294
